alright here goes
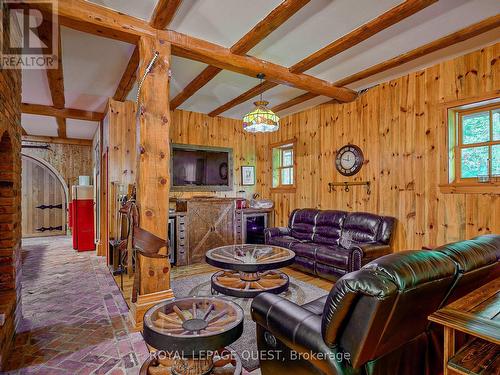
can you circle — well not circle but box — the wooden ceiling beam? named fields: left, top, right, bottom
left=171, top=0, right=310, bottom=109
left=22, top=103, right=104, bottom=122
left=208, top=0, right=436, bottom=117
left=272, top=15, right=500, bottom=113
left=165, top=30, right=357, bottom=101
left=150, top=0, right=183, bottom=29
left=208, top=81, right=278, bottom=117
left=113, top=47, right=139, bottom=101
left=30, top=0, right=354, bottom=102
left=29, top=0, right=155, bottom=43
left=22, top=135, right=92, bottom=146
left=113, top=0, right=182, bottom=101
left=37, top=20, right=67, bottom=137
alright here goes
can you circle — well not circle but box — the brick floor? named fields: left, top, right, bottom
left=3, top=236, right=149, bottom=374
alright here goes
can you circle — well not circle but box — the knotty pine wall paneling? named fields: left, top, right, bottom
left=255, top=43, right=500, bottom=251
left=22, top=142, right=92, bottom=197
left=170, top=109, right=257, bottom=199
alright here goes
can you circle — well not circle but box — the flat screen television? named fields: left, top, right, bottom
left=171, top=144, right=233, bottom=191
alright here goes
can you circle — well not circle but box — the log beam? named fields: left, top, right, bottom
left=114, top=0, right=183, bottom=101
left=165, top=30, right=357, bottom=101
left=22, top=135, right=92, bottom=146
left=208, top=0, right=436, bottom=117
left=29, top=0, right=356, bottom=102
left=21, top=103, right=104, bottom=121
left=133, top=35, right=173, bottom=327
left=171, top=0, right=311, bottom=110
left=272, top=14, right=500, bottom=113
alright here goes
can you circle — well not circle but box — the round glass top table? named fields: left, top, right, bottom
left=205, top=244, right=296, bottom=298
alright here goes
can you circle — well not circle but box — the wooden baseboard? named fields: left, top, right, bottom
left=128, top=289, right=175, bottom=331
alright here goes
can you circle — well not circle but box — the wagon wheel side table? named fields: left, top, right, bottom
left=142, top=296, right=244, bottom=375
left=206, top=244, right=296, bottom=298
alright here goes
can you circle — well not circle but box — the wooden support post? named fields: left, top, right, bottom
left=130, top=35, right=174, bottom=330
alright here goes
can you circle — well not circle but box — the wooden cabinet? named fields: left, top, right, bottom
left=187, top=199, right=235, bottom=265
left=171, top=199, right=272, bottom=265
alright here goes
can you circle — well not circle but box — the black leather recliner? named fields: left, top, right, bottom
left=251, top=235, right=500, bottom=375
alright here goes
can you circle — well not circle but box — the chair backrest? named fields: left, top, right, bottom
left=288, top=209, right=319, bottom=241
left=312, top=210, right=347, bottom=245
left=321, top=250, right=457, bottom=368
left=434, top=234, right=500, bottom=305
left=339, top=212, right=395, bottom=247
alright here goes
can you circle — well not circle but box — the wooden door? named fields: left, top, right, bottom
left=21, top=155, right=67, bottom=237
left=187, top=199, right=235, bottom=264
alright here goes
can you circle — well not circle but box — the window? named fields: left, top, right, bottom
left=271, top=140, right=295, bottom=190
left=455, top=104, right=499, bottom=181
left=442, top=98, right=500, bottom=193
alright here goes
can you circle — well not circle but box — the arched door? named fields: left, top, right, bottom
left=21, top=155, right=67, bottom=237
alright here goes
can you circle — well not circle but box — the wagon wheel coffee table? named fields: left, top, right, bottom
left=142, top=296, right=244, bottom=375
left=205, top=244, right=296, bottom=298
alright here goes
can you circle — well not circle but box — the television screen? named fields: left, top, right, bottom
left=171, top=144, right=232, bottom=191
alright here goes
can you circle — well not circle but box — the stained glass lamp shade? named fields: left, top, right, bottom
left=243, top=100, right=279, bottom=133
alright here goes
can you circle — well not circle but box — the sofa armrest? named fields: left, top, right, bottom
left=347, top=242, right=391, bottom=271
left=264, top=227, right=290, bottom=242
left=251, top=293, right=348, bottom=374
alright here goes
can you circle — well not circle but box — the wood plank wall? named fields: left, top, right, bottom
left=255, top=43, right=500, bottom=251
left=22, top=142, right=92, bottom=197
left=170, top=109, right=257, bottom=199
left=101, top=107, right=257, bottom=200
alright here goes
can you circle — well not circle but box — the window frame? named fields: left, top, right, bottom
left=270, top=139, right=297, bottom=192
left=455, top=103, right=499, bottom=183
left=440, top=94, right=500, bottom=194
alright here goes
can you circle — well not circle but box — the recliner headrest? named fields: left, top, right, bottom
left=362, top=250, right=457, bottom=290
left=435, top=236, right=498, bottom=273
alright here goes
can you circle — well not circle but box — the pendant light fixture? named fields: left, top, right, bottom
left=242, top=73, right=279, bottom=133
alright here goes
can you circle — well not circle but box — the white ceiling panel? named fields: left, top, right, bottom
left=222, top=85, right=307, bottom=120
left=22, top=69, right=52, bottom=105
left=307, top=0, right=500, bottom=83
left=179, top=70, right=260, bottom=114
left=170, top=56, right=210, bottom=97
left=61, top=27, right=135, bottom=112
left=21, top=114, right=58, bottom=136
left=87, top=0, right=158, bottom=21
left=249, top=0, right=403, bottom=67
left=169, top=0, right=283, bottom=47
left=66, top=119, right=99, bottom=139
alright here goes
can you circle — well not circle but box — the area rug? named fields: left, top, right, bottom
left=171, top=272, right=329, bottom=372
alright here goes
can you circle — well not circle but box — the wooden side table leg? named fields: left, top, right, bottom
left=443, top=326, right=455, bottom=375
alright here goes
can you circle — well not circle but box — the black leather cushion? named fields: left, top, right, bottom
left=291, top=242, right=317, bottom=260
left=267, top=235, right=300, bottom=249
left=302, top=295, right=328, bottom=315
left=321, top=269, right=398, bottom=347
left=436, top=235, right=499, bottom=272
left=340, top=212, right=382, bottom=245
left=290, top=209, right=319, bottom=241
left=315, top=245, right=351, bottom=269
left=291, top=256, right=316, bottom=274
left=312, top=210, right=346, bottom=245
left=363, top=250, right=457, bottom=289
left=316, top=262, right=346, bottom=281
left=378, top=216, right=396, bottom=245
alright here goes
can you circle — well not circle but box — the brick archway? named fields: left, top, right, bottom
left=0, top=131, right=16, bottom=289
left=0, top=130, right=21, bottom=367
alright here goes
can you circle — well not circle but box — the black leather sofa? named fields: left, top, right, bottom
left=251, top=235, right=500, bottom=375
left=265, top=209, right=396, bottom=280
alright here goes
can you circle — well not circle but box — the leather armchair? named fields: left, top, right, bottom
left=252, top=235, right=500, bottom=375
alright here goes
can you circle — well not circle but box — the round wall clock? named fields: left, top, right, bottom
left=335, top=144, right=364, bottom=176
